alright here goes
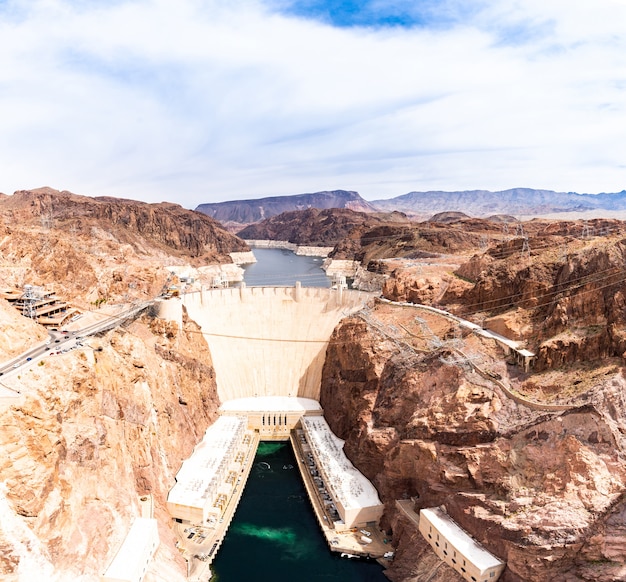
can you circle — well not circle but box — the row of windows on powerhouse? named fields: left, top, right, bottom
left=427, top=529, right=497, bottom=581
left=262, top=414, right=288, bottom=425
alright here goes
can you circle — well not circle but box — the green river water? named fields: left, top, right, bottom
left=211, top=442, right=388, bottom=582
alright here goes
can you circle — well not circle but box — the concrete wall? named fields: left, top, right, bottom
left=101, top=518, right=159, bottom=582
left=153, top=297, right=183, bottom=329
left=182, top=285, right=372, bottom=403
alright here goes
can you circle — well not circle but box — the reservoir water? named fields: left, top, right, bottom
left=242, top=248, right=332, bottom=287
left=211, top=443, right=387, bottom=582
left=213, top=249, right=387, bottom=581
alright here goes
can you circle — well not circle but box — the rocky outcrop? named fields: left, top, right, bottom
left=0, top=188, right=248, bottom=307
left=320, top=305, right=626, bottom=581
left=1, top=188, right=248, bottom=263
left=0, top=187, right=241, bottom=580
left=330, top=220, right=498, bottom=265
left=237, top=207, right=389, bottom=246
left=381, top=224, right=626, bottom=374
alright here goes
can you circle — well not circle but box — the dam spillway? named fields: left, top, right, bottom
left=181, top=284, right=373, bottom=403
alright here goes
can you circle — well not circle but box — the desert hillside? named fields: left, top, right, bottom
left=0, top=187, right=247, bottom=580
left=237, top=207, right=409, bottom=245
left=317, top=214, right=626, bottom=580
left=0, top=187, right=249, bottom=308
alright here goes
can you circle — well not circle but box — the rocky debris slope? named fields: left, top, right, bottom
left=320, top=302, right=626, bottom=581
left=0, top=310, right=219, bottom=581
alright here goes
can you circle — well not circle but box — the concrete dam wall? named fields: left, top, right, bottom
left=181, top=285, right=372, bottom=402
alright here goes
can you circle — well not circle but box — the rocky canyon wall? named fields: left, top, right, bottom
left=0, top=310, right=219, bottom=581
left=320, top=304, right=626, bottom=582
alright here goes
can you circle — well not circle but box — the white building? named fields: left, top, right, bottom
left=101, top=518, right=159, bottom=582
left=167, top=415, right=247, bottom=524
left=419, top=506, right=505, bottom=582
left=301, top=416, right=383, bottom=528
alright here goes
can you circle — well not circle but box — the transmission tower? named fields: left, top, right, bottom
left=581, top=221, right=591, bottom=239
left=414, top=316, right=443, bottom=349
left=521, top=236, right=531, bottom=264
left=21, top=284, right=39, bottom=319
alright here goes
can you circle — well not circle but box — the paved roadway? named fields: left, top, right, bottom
left=0, top=300, right=153, bottom=380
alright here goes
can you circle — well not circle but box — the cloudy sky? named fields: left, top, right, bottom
left=0, top=0, right=625, bottom=208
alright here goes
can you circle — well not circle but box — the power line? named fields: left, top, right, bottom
left=453, top=271, right=626, bottom=320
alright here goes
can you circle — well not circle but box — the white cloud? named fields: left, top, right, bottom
left=0, top=0, right=624, bottom=207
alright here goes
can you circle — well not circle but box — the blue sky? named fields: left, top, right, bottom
left=0, top=0, right=625, bottom=208
left=269, top=0, right=463, bottom=28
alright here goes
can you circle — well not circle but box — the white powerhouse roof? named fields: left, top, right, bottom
left=168, top=415, right=246, bottom=509
left=220, top=396, right=322, bottom=413
left=302, top=416, right=382, bottom=510
left=421, top=507, right=503, bottom=571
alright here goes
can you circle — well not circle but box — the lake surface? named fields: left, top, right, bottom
left=242, top=248, right=332, bottom=287
left=211, top=442, right=387, bottom=582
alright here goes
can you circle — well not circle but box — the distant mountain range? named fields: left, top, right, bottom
left=195, top=187, right=626, bottom=226
left=370, top=188, right=626, bottom=216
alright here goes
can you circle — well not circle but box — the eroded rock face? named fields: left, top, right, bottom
left=320, top=307, right=626, bottom=582
left=383, top=228, right=626, bottom=374
left=0, top=312, right=219, bottom=581
left=0, top=300, right=48, bottom=358
left=2, top=188, right=248, bottom=262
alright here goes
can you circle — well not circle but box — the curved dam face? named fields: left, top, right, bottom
left=182, top=285, right=372, bottom=402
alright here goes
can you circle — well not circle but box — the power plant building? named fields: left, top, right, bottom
left=419, top=506, right=505, bottom=582
left=167, top=415, right=247, bottom=524
left=301, top=415, right=384, bottom=528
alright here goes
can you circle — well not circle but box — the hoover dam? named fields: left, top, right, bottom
left=180, top=283, right=372, bottom=402
left=155, top=284, right=388, bottom=580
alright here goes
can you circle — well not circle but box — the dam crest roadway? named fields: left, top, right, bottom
left=160, top=284, right=391, bottom=580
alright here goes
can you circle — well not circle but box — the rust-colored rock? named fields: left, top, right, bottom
left=0, top=311, right=219, bottom=580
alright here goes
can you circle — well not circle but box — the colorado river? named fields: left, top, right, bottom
left=210, top=443, right=387, bottom=581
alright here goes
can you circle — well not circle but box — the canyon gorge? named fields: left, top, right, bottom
left=1, top=189, right=626, bottom=581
